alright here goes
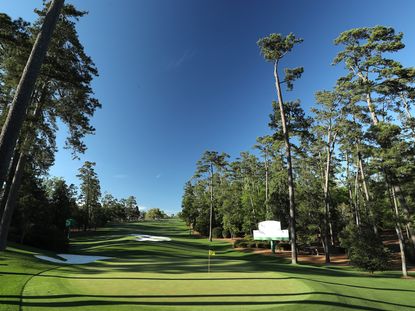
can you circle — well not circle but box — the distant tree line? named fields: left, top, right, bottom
left=181, top=26, right=415, bottom=276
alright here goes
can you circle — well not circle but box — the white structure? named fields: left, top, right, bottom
left=35, top=254, right=111, bottom=264
left=253, top=220, right=289, bottom=241
left=129, top=234, right=171, bottom=242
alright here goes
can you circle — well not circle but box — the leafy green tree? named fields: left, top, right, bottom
left=0, top=0, right=64, bottom=189
left=44, top=177, right=77, bottom=232
left=0, top=4, right=100, bottom=250
left=341, top=222, right=391, bottom=273
left=258, top=33, right=304, bottom=264
left=254, top=135, right=274, bottom=218
left=194, top=151, right=229, bottom=241
left=334, top=26, right=413, bottom=276
left=312, top=89, right=344, bottom=263
left=334, top=26, right=405, bottom=125
left=77, top=161, right=101, bottom=230
left=181, top=181, right=198, bottom=233
left=145, top=208, right=167, bottom=220
left=101, top=193, right=124, bottom=223
left=122, top=196, right=140, bottom=221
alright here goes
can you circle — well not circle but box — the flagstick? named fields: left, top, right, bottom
left=208, top=252, right=210, bottom=273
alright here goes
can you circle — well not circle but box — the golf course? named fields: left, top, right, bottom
left=1, top=219, right=414, bottom=311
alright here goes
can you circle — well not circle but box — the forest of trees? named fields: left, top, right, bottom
left=181, top=26, right=415, bottom=276
left=0, top=2, right=140, bottom=252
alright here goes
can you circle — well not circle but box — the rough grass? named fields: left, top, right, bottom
left=1, top=219, right=414, bottom=310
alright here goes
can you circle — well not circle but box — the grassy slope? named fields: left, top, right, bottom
left=0, top=219, right=414, bottom=311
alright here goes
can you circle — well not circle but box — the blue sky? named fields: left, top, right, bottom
left=3, top=0, right=415, bottom=214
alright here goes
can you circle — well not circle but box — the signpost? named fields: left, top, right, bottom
left=65, top=218, right=76, bottom=239
left=253, top=220, right=289, bottom=253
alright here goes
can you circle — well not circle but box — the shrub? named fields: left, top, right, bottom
left=244, top=234, right=253, bottom=240
left=233, top=239, right=270, bottom=249
left=256, top=241, right=270, bottom=248
left=24, top=225, right=68, bottom=252
left=276, top=243, right=291, bottom=251
left=222, top=229, right=231, bottom=239
left=405, top=244, right=415, bottom=264
left=247, top=241, right=256, bottom=248
left=212, top=227, right=222, bottom=238
left=340, top=223, right=391, bottom=273
left=233, top=240, right=247, bottom=248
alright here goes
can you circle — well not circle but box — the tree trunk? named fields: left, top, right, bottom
left=0, top=92, right=46, bottom=251
left=390, top=185, right=408, bottom=277
left=323, top=130, right=333, bottom=263
left=0, top=0, right=64, bottom=188
left=401, top=94, right=415, bottom=137
left=354, top=160, right=361, bottom=224
left=393, top=185, right=415, bottom=253
left=357, top=146, right=378, bottom=235
left=265, top=152, right=270, bottom=219
left=0, top=152, right=27, bottom=250
left=208, top=164, right=213, bottom=242
left=345, top=152, right=359, bottom=226
left=366, top=93, right=379, bottom=125
left=0, top=150, right=20, bottom=217
left=273, top=61, right=297, bottom=264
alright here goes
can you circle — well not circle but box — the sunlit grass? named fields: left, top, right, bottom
left=1, top=219, right=414, bottom=311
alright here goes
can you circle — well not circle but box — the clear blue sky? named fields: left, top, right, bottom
left=3, top=1, right=415, bottom=214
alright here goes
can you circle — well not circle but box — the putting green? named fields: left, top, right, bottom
left=1, top=219, right=414, bottom=310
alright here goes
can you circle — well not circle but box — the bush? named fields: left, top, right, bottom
left=405, top=244, right=415, bottom=264
left=233, top=240, right=247, bottom=248
left=340, top=223, right=391, bottom=273
left=256, top=241, right=270, bottom=248
left=222, top=229, right=231, bottom=239
left=24, top=225, right=68, bottom=252
left=246, top=241, right=256, bottom=248
left=276, top=243, right=291, bottom=251
left=244, top=234, right=253, bottom=240
left=212, top=227, right=222, bottom=238
left=233, top=238, right=270, bottom=249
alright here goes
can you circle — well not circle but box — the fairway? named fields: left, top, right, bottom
left=1, top=220, right=415, bottom=311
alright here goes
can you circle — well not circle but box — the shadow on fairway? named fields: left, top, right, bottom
left=0, top=293, right=414, bottom=310
left=2, top=220, right=415, bottom=311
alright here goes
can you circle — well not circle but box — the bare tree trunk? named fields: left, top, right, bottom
left=393, top=185, right=415, bottom=253
left=357, top=149, right=370, bottom=202
left=366, top=93, right=379, bottom=125
left=265, top=152, right=270, bottom=219
left=346, top=152, right=359, bottom=225
left=0, top=151, right=27, bottom=250
left=209, top=164, right=213, bottom=242
left=400, top=94, right=415, bottom=137
left=248, top=183, right=256, bottom=224
left=0, top=96, right=46, bottom=251
left=274, top=61, right=297, bottom=264
left=323, top=129, right=333, bottom=263
left=0, top=0, right=64, bottom=188
left=357, top=146, right=377, bottom=235
left=354, top=160, right=361, bottom=225
left=390, top=185, right=408, bottom=277
left=0, top=151, right=19, bottom=216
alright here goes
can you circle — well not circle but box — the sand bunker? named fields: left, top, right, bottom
left=130, top=234, right=171, bottom=242
left=35, top=254, right=111, bottom=264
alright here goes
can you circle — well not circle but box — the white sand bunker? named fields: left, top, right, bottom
left=35, top=254, right=111, bottom=264
left=130, top=234, right=171, bottom=242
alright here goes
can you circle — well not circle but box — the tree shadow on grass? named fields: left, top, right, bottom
left=0, top=293, right=413, bottom=310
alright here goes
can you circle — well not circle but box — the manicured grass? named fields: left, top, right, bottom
left=1, top=219, right=414, bottom=310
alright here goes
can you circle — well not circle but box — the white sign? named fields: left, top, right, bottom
left=253, top=220, right=289, bottom=241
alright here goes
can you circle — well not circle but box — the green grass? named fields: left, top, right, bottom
left=1, top=219, right=414, bottom=310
